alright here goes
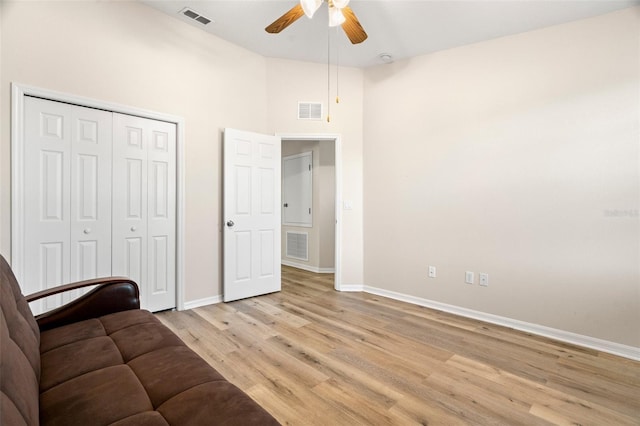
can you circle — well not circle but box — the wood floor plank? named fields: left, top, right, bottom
left=447, top=354, right=638, bottom=425
left=388, top=394, right=471, bottom=426
left=266, top=333, right=404, bottom=408
left=156, top=266, right=640, bottom=425
left=425, top=372, right=552, bottom=426
left=191, top=303, right=239, bottom=330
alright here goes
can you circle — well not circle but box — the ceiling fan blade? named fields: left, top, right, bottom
left=341, top=6, right=368, bottom=44
left=265, top=4, right=305, bottom=34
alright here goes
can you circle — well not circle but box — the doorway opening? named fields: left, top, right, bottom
left=278, top=134, right=342, bottom=291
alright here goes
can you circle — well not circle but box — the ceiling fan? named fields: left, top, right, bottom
left=265, top=0, right=368, bottom=44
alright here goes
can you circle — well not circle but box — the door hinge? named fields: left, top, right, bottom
left=309, top=164, right=311, bottom=171
left=309, top=208, right=311, bottom=214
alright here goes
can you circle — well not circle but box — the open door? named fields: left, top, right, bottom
left=223, top=128, right=281, bottom=302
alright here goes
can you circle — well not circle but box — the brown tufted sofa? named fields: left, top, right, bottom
left=0, top=255, right=280, bottom=425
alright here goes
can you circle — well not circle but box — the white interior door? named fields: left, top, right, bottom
left=223, top=128, right=281, bottom=302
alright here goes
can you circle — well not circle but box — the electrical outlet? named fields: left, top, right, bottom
left=428, top=266, right=436, bottom=278
left=465, top=271, right=474, bottom=285
left=479, top=273, right=489, bottom=287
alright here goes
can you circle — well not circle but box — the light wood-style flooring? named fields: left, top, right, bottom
left=157, top=266, right=640, bottom=425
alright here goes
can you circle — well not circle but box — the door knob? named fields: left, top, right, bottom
left=83, top=228, right=91, bottom=234
left=130, top=226, right=137, bottom=232
left=226, top=220, right=235, bottom=227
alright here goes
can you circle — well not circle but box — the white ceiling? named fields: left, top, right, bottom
left=142, top=0, right=639, bottom=68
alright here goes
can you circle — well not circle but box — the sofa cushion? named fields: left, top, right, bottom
left=39, top=318, right=106, bottom=353
left=109, top=321, right=185, bottom=362
left=158, top=381, right=279, bottom=426
left=1, top=391, right=29, bottom=426
left=1, top=309, right=40, bottom=426
left=1, top=256, right=40, bottom=426
left=40, top=365, right=154, bottom=426
left=127, top=346, right=225, bottom=407
left=0, top=258, right=40, bottom=354
left=99, top=308, right=159, bottom=333
left=1, top=270, right=41, bottom=375
left=40, top=336, right=124, bottom=392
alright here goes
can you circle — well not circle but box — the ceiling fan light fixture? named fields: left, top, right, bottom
left=265, top=1, right=367, bottom=44
left=300, top=0, right=322, bottom=18
left=328, top=6, right=346, bottom=27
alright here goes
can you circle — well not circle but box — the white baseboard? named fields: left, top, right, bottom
left=181, top=282, right=639, bottom=360
left=183, top=295, right=222, bottom=310
left=337, top=284, right=364, bottom=292
left=363, top=285, right=640, bottom=361
left=281, top=260, right=335, bottom=274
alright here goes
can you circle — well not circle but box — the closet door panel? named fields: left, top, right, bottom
left=70, top=107, right=112, bottom=293
left=147, top=122, right=176, bottom=312
left=112, top=113, right=148, bottom=297
left=24, top=97, right=72, bottom=315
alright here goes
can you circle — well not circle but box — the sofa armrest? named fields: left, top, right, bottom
left=26, top=277, right=140, bottom=331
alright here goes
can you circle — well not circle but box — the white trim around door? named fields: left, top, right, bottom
left=10, top=82, right=186, bottom=311
left=277, top=133, right=343, bottom=292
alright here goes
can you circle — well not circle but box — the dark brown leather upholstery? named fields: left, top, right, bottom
left=0, top=256, right=280, bottom=425
left=30, top=277, right=141, bottom=332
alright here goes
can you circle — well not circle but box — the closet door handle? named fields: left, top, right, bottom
left=226, top=220, right=235, bottom=228
left=130, top=226, right=137, bottom=232
left=83, top=228, right=91, bottom=235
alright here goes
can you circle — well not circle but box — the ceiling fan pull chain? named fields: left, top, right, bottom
left=327, top=25, right=331, bottom=123
left=336, top=26, right=340, bottom=104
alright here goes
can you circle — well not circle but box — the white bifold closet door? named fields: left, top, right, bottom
left=24, top=97, right=113, bottom=315
left=112, top=113, right=176, bottom=313
left=22, top=97, right=176, bottom=314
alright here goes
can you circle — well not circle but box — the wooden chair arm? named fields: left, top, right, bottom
left=25, top=277, right=134, bottom=302
left=27, top=277, right=141, bottom=332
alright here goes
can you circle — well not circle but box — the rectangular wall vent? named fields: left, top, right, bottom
left=180, top=7, right=212, bottom=25
left=286, top=231, right=309, bottom=261
left=298, top=102, right=323, bottom=120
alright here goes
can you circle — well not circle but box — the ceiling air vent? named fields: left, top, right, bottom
left=180, top=7, right=212, bottom=25
left=298, top=102, right=323, bottom=120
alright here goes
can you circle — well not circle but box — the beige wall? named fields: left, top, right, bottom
left=281, top=140, right=335, bottom=271
left=363, top=8, right=640, bottom=346
left=0, top=1, right=269, bottom=302
left=266, top=58, right=364, bottom=285
left=318, top=140, right=336, bottom=269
